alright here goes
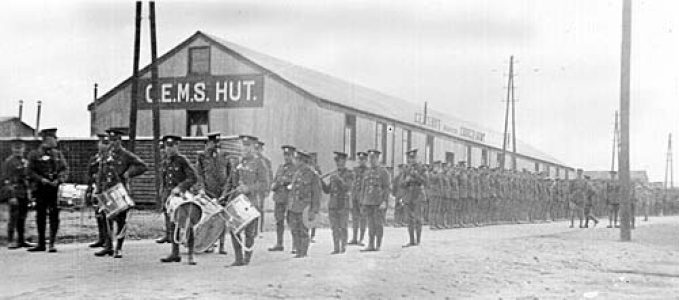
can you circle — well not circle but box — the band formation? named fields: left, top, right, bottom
left=0, top=128, right=661, bottom=266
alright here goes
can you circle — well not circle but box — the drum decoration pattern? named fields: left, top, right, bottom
left=96, top=183, right=135, bottom=218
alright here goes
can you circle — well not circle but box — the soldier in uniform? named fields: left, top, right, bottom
left=86, top=133, right=111, bottom=249
left=254, top=140, right=273, bottom=232
left=94, top=128, right=147, bottom=258
left=348, top=152, right=368, bottom=246
left=159, top=135, right=198, bottom=264
left=583, top=176, right=599, bottom=228
left=446, top=164, right=460, bottom=228
left=27, top=128, right=68, bottom=253
left=427, top=161, right=444, bottom=230
left=229, top=135, right=268, bottom=266
left=360, top=149, right=390, bottom=252
left=402, top=149, right=426, bottom=247
left=569, top=169, right=586, bottom=228
left=268, top=145, right=297, bottom=252
left=1, top=138, right=33, bottom=249
left=287, top=149, right=321, bottom=258
left=392, top=164, right=407, bottom=227
left=456, top=162, right=469, bottom=226
left=195, top=132, right=229, bottom=254
left=321, top=152, right=354, bottom=254
left=606, top=171, right=621, bottom=228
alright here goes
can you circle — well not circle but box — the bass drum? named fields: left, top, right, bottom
left=190, top=194, right=228, bottom=252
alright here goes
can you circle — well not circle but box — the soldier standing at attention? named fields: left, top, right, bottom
left=229, top=135, right=268, bottom=266
left=195, top=132, right=229, bottom=254
left=93, top=127, right=147, bottom=258
left=348, top=152, right=368, bottom=246
left=447, top=164, right=460, bottom=228
left=457, top=162, right=469, bottom=226
left=402, top=149, right=426, bottom=247
left=287, top=150, right=321, bottom=258
left=321, top=152, right=354, bottom=254
left=392, top=164, right=407, bottom=227
left=1, top=138, right=33, bottom=249
left=360, top=149, right=390, bottom=252
left=583, top=176, right=599, bottom=228
left=268, top=145, right=297, bottom=252
left=254, top=140, right=273, bottom=232
left=27, top=128, right=68, bottom=253
left=427, top=161, right=443, bottom=230
left=159, top=135, right=198, bottom=263
left=569, top=169, right=586, bottom=228
left=606, top=171, right=621, bottom=228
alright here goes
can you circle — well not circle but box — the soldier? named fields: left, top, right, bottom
left=348, top=152, right=368, bottom=246
left=155, top=140, right=171, bottom=244
left=457, top=162, right=469, bottom=226
left=606, top=171, right=621, bottom=228
left=309, top=152, right=322, bottom=243
left=402, top=149, right=426, bottom=247
left=359, top=149, right=390, bottom=252
left=228, top=135, right=268, bottom=266
left=446, top=164, right=460, bottom=228
left=569, top=169, right=586, bottom=228
left=392, top=164, right=407, bottom=227
left=159, top=135, right=198, bottom=264
left=321, top=152, right=354, bottom=254
left=1, top=138, right=33, bottom=249
left=268, top=145, right=297, bottom=252
left=287, top=149, right=321, bottom=258
left=440, top=163, right=453, bottom=229
left=86, top=133, right=110, bottom=249
left=195, top=132, right=229, bottom=254
left=427, top=161, right=443, bottom=230
left=254, top=140, right=273, bottom=232
left=583, top=176, right=599, bottom=228
left=93, top=127, right=147, bottom=258
left=27, top=128, right=68, bottom=253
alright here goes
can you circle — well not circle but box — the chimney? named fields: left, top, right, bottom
left=35, top=100, right=42, bottom=135
left=18, top=100, right=23, bottom=121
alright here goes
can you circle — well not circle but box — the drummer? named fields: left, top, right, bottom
left=195, top=132, right=229, bottom=254
left=229, top=135, right=268, bottom=267
left=160, top=134, right=198, bottom=264
left=94, top=127, right=147, bottom=258
left=86, top=133, right=111, bottom=249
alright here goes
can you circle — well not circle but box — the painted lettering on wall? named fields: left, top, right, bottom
left=137, top=75, right=264, bottom=109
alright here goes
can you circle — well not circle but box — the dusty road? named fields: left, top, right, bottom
left=1, top=217, right=679, bottom=299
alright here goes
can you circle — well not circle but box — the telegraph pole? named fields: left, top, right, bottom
left=128, top=1, right=142, bottom=152
left=501, top=55, right=514, bottom=170
left=510, top=61, right=517, bottom=171
left=149, top=1, right=162, bottom=207
left=618, top=0, right=632, bottom=241
left=664, top=133, right=673, bottom=216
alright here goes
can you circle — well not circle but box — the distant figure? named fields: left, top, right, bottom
left=569, top=169, right=586, bottom=228
left=606, top=171, right=621, bottom=228
left=583, top=176, right=599, bottom=228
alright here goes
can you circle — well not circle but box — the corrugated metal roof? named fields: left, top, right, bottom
left=205, top=33, right=565, bottom=166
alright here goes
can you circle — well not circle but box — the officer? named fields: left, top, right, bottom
left=402, top=149, right=426, bottom=247
left=359, top=149, right=390, bottom=252
left=288, top=149, right=321, bottom=258
left=195, top=132, right=229, bottom=254
left=159, top=135, right=198, bottom=263
left=86, top=133, right=110, bottom=248
left=348, top=152, right=368, bottom=246
left=94, top=127, right=147, bottom=258
left=321, top=151, right=354, bottom=254
left=229, top=135, right=268, bottom=266
left=254, top=140, right=273, bottom=232
left=27, top=128, right=68, bottom=253
left=268, top=145, right=297, bottom=252
left=1, top=138, right=33, bottom=249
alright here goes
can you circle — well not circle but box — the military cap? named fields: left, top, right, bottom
left=239, top=134, right=259, bottom=146
left=256, top=140, right=265, bottom=146
left=206, top=132, right=221, bottom=142
left=39, top=128, right=58, bottom=138
left=9, top=137, right=25, bottom=147
left=367, top=149, right=381, bottom=155
left=356, top=151, right=368, bottom=158
left=295, top=149, right=311, bottom=159
left=162, top=134, right=182, bottom=145
left=106, top=127, right=129, bottom=140
left=333, top=151, right=348, bottom=160
left=281, top=145, right=296, bottom=154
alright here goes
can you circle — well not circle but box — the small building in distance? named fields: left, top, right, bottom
left=0, top=116, right=35, bottom=137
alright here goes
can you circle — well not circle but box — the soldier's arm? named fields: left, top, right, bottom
left=310, top=172, right=322, bottom=214
left=123, top=150, right=147, bottom=179
left=55, top=150, right=69, bottom=183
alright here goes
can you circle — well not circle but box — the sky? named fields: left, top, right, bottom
left=1, top=0, right=678, bottom=183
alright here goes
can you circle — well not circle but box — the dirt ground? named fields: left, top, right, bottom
left=1, top=215, right=679, bottom=299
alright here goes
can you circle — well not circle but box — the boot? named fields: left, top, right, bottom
left=244, top=251, right=253, bottom=265
left=113, top=239, right=124, bottom=258
left=160, top=244, right=181, bottom=263
left=95, top=248, right=113, bottom=257
left=403, top=226, right=416, bottom=247
left=331, top=236, right=340, bottom=254
left=415, top=225, right=422, bottom=245
left=360, top=234, right=376, bottom=252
